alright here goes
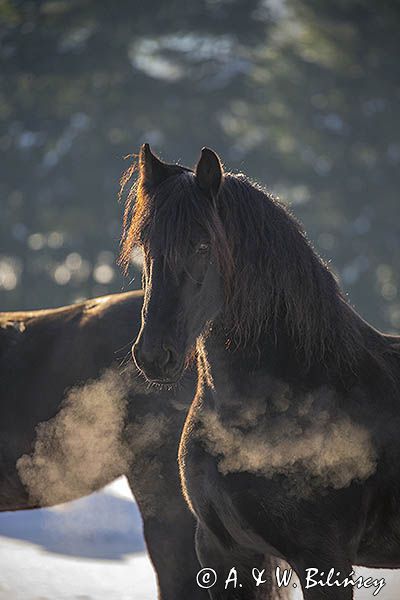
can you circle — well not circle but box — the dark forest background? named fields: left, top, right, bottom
left=1, top=0, right=399, bottom=333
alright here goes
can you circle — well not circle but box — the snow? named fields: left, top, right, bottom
left=0, top=477, right=399, bottom=598
left=0, top=478, right=157, bottom=599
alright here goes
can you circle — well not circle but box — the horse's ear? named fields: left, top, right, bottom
left=139, top=143, right=172, bottom=187
left=195, top=147, right=223, bottom=199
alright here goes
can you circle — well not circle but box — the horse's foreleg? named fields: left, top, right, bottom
left=195, top=524, right=283, bottom=600
left=126, top=461, right=207, bottom=600
left=290, top=552, right=354, bottom=600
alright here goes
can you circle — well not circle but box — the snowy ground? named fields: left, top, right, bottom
left=0, top=478, right=157, bottom=600
left=0, top=478, right=398, bottom=599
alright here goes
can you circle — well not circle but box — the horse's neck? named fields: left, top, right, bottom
left=205, top=319, right=324, bottom=384
left=200, top=307, right=398, bottom=421
left=202, top=328, right=296, bottom=407
left=202, top=314, right=365, bottom=405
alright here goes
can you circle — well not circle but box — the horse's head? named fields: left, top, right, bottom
left=121, top=143, right=352, bottom=383
left=122, top=144, right=230, bottom=383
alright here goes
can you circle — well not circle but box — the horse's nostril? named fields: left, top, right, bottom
left=132, top=339, right=180, bottom=381
left=158, top=351, right=167, bottom=369
left=160, top=345, right=176, bottom=370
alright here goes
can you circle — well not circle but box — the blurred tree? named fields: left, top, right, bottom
left=0, top=0, right=267, bottom=309
left=218, top=0, right=400, bottom=329
left=0, top=0, right=399, bottom=335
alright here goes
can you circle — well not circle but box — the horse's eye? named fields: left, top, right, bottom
left=196, top=242, right=210, bottom=254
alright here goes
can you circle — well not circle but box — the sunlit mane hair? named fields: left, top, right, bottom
left=119, top=156, right=384, bottom=370
left=119, top=157, right=233, bottom=283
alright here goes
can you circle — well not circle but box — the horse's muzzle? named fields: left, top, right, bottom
left=132, top=339, right=183, bottom=384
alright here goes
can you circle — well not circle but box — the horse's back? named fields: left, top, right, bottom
left=0, top=292, right=146, bottom=509
left=0, top=291, right=144, bottom=376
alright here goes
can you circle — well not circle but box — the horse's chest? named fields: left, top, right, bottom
left=193, top=380, right=377, bottom=499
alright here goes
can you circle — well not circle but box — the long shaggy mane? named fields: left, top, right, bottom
left=119, top=156, right=397, bottom=374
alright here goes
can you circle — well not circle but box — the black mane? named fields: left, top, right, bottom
left=120, top=162, right=396, bottom=374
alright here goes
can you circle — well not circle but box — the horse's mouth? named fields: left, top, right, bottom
left=149, top=377, right=180, bottom=386
left=145, top=375, right=182, bottom=387
left=141, top=361, right=186, bottom=386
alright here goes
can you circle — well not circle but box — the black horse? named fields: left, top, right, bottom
left=0, top=290, right=207, bottom=600
left=121, top=144, right=400, bottom=599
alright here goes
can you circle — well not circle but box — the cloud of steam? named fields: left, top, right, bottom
left=17, top=369, right=133, bottom=506
left=197, top=382, right=377, bottom=496
left=17, top=366, right=175, bottom=517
